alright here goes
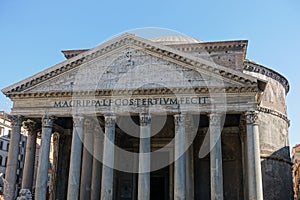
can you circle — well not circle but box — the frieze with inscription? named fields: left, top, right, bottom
left=54, top=96, right=210, bottom=108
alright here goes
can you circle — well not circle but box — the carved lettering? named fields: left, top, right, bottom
left=53, top=96, right=210, bottom=108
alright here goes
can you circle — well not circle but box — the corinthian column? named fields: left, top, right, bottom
left=21, top=119, right=39, bottom=191
left=35, top=115, right=55, bottom=200
left=4, top=115, right=23, bottom=200
left=80, top=118, right=95, bottom=200
left=245, top=111, right=263, bottom=200
left=91, top=123, right=103, bottom=200
left=101, top=114, right=116, bottom=200
left=67, top=115, right=84, bottom=200
left=138, top=112, right=151, bottom=200
left=209, top=113, right=223, bottom=200
left=174, top=113, right=186, bottom=200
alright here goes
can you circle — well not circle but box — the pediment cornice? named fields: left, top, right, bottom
left=2, top=33, right=262, bottom=96
left=8, top=86, right=258, bottom=99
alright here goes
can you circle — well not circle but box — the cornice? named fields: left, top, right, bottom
left=61, top=49, right=89, bottom=59
left=258, top=106, right=289, bottom=125
left=168, top=40, right=248, bottom=53
left=2, top=34, right=259, bottom=97
left=243, top=60, right=289, bottom=94
left=7, top=86, right=258, bottom=99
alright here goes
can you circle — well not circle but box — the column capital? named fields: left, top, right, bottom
left=73, top=115, right=85, bottom=127
left=94, top=124, right=103, bottom=139
left=23, top=119, right=40, bottom=134
left=174, top=113, right=185, bottom=126
left=104, top=114, right=116, bottom=127
left=10, top=115, right=24, bottom=127
left=208, top=113, right=222, bottom=126
left=139, top=112, right=151, bottom=126
left=245, top=111, right=259, bottom=125
left=42, top=115, right=55, bottom=128
left=84, top=117, right=96, bottom=132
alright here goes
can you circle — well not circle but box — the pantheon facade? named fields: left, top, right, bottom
left=2, top=34, right=293, bottom=200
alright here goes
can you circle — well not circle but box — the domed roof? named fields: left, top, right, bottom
left=150, top=35, right=203, bottom=45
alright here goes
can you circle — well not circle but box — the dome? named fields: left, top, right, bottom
left=150, top=35, right=203, bottom=45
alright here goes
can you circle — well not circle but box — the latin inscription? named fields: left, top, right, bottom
left=53, top=97, right=210, bottom=108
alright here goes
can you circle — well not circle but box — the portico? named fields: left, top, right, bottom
left=2, top=33, right=267, bottom=200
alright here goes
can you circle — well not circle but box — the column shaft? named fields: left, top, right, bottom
left=35, top=115, right=55, bottom=200
left=174, top=114, right=186, bottom=200
left=91, top=124, right=103, bottom=200
left=67, top=115, right=84, bottom=200
left=80, top=118, right=94, bottom=200
left=209, top=114, right=224, bottom=200
left=138, top=113, right=151, bottom=200
left=101, top=115, right=116, bottom=200
left=246, top=111, right=263, bottom=200
left=4, top=115, right=23, bottom=200
left=21, top=120, right=38, bottom=191
left=186, top=144, right=194, bottom=200
left=185, top=114, right=195, bottom=200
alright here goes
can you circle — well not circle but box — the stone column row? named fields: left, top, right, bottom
left=207, top=111, right=264, bottom=200
left=7, top=111, right=263, bottom=200
left=4, top=115, right=56, bottom=200
left=64, top=114, right=116, bottom=200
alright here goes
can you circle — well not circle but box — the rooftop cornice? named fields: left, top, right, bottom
left=60, top=40, right=249, bottom=59
left=243, top=60, right=289, bottom=93
left=2, top=33, right=260, bottom=96
left=167, top=40, right=248, bottom=52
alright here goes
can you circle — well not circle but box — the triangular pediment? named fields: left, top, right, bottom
left=2, top=33, right=262, bottom=97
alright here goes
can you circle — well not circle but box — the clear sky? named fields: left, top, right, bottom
left=0, top=1, right=299, bottom=148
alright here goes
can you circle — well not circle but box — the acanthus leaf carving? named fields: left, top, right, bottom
left=245, top=111, right=259, bottom=125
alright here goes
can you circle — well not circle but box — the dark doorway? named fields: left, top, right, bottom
left=150, top=166, right=169, bottom=200
left=151, top=176, right=165, bottom=200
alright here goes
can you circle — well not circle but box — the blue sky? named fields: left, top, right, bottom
left=0, top=0, right=299, bottom=147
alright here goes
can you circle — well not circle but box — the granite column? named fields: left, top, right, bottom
left=35, top=115, right=55, bottom=200
left=4, top=115, right=23, bottom=200
left=91, top=123, right=103, bottom=200
left=79, top=118, right=95, bottom=200
left=209, top=113, right=224, bottom=200
left=21, top=119, right=39, bottom=191
left=174, top=113, right=186, bottom=200
left=137, top=113, right=151, bottom=200
left=245, top=111, right=263, bottom=200
left=101, top=114, right=116, bottom=200
left=67, top=115, right=84, bottom=200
